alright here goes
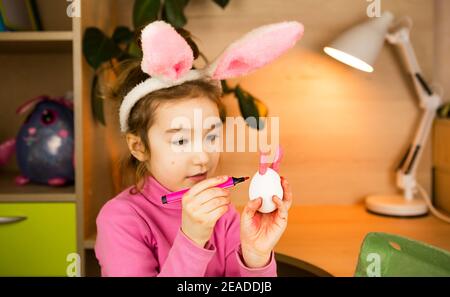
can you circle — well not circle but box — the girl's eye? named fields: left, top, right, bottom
left=172, top=138, right=188, bottom=146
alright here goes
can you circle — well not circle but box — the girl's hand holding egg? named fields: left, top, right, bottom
left=240, top=146, right=293, bottom=268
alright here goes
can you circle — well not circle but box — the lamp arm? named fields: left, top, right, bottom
left=386, top=26, right=443, bottom=199
left=386, top=27, right=437, bottom=107
left=395, top=109, right=436, bottom=199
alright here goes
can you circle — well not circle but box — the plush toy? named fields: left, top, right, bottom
left=0, top=95, right=74, bottom=186
left=249, top=146, right=284, bottom=213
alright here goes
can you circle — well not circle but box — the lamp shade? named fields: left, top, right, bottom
left=324, top=11, right=394, bottom=72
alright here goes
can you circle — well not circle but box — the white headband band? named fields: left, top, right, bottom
left=119, top=20, right=304, bottom=132
left=119, top=69, right=215, bottom=132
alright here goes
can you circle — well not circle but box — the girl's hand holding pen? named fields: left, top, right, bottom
left=181, top=175, right=231, bottom=248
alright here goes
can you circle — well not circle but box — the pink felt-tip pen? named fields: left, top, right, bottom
left=161, top=176, right=249, bottom=204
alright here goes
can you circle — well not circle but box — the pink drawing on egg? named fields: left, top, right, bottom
left=259, top=146, right=284, bottom=174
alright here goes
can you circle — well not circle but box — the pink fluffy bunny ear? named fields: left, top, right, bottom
left=140, top=21, right=194, bottom=80
left=208, top=21, right=304, bottom=80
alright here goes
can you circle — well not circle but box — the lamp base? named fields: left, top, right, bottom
left=365, top=194, right=428, bottom=217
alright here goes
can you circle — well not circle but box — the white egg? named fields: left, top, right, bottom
left=248, top=168, right=283, bottom=213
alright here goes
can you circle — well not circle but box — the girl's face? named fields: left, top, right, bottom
left=147, top=96, right=223, bottom=191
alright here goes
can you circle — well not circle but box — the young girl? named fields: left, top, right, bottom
left=95, top=20, right=303, bottom=277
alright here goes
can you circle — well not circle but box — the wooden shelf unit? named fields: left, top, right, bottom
left=0, top=0, right=85, bottom=275
left=0, top=31, right=73, bottom=41
left=84, top=233, right=96, bottom=250
left=0, top=32, right=73, bottom=53
left=0, top=170, right=76, bottom=202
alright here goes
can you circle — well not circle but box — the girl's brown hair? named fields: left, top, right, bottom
left=106, top=59, right=226, bottom=193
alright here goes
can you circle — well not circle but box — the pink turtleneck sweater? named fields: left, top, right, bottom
left=94, top=176, right=277, bottom=277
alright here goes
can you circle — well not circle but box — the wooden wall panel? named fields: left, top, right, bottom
left=434, top=0, right=450, bottom=100
left=80, top=0, right=118, bottom=239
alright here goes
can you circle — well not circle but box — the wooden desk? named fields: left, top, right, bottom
left=239, top=204, right=450, bottom=277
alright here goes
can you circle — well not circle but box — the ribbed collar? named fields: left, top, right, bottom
left=139, top=175, right=182, bottom=210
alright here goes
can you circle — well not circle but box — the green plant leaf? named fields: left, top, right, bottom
left=116, top=53, right=133, bottom=63
left=83, top=27, right=121, bottom=69
left=91, top=75, right=106, bottom=125
left=212, top=0, right=230, bottom=8
left=163, top=0, right=187, bottom=28
left=133, top=0, right=161, bottom=30
left=438, top=103, right=450, bottom=118
left=221, top=80, right=234, bottom=94
left=128, top=40, right=143, bottom=58
left=112, top=26, right=134, bottom=45
left=234, top=85, right=268, bottom=130
left=181, top=0, right=190, bottom=8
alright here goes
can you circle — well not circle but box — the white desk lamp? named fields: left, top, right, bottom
left=324, top=11, right=448, bottom=219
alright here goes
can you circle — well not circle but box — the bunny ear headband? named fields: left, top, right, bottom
left=119, top=20, right=304, bottom=132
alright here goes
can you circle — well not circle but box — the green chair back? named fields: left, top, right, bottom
left=354, top=232, right=450, bottom=277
